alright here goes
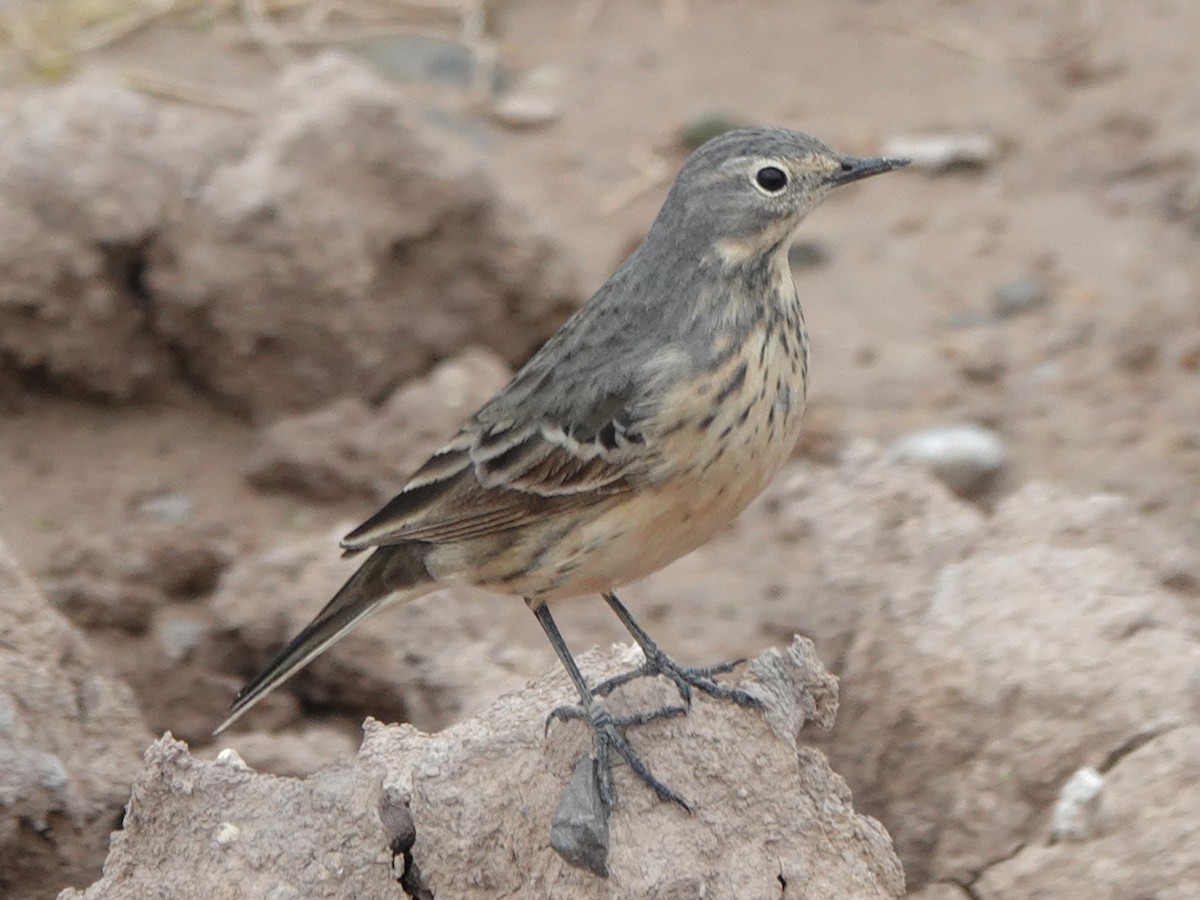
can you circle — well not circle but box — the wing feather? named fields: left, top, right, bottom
left=340, top=419, right=647, bottom=552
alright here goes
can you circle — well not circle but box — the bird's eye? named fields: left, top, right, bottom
left=755, top=166, right=788, bottom=193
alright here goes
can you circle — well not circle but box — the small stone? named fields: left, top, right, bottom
left=788, top=240, right=830, bottom=269
left=992, top=276, right=1050, bottom=319
left=136, top=493, right=193, bottom=525
left=158, top=615, right=207, bottom=663
left=939, top=328, right=1007, bottom=384
left=887, top=424, right=1007, bottom=498
left=550, top=757, right=610, bottom=877
left=1050, top=767, right=1105, bottom=842
left=45, top=577, right=156, bottom=634
left=37, top=754, right=68, bottom=790
left=378, top=782, right=416, bottom=854
left=379, top=782, right=433, bottom=899
left=490, top=66, right=564, bottom=129
left=678, top=113, right=745, bottom=151
left=881, top=132, right=1001, bottom=173
left=1113, top=328, right=1160, bottom=373
left=214, top=821, right=241, bottom=847
left=344, top=35, right=477, bottom=87
left=214, top=748, right=251, bottom=771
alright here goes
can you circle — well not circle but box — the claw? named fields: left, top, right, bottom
left=546, top=697, right=692, bottom=813
left=592, top=648, right=761, bottom=711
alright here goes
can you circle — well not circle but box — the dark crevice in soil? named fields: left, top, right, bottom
left=952, top=839, right=1029, bottom=900
left=108, top=239, right=216, bottom=402
left=1099, top=723, right=1179, bottom=773
left=397, top=848, right=435, bottom=900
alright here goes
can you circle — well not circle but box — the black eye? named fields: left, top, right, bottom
left=755, top=166, right=788, bottom=193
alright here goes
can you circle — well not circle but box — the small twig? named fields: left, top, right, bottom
left=122, top=67, right=256, bottom=113
left=218, top=20, right=457, bottom=47
left=872, top=16, right=1001, bottom=63
left=75, top=0, right=197, bottom=53
left=460, top=0, right=496, bottom=108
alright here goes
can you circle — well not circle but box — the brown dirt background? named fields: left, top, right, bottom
left=1, top=0, right=1199, bottom=896
left=3, top=0, right=1198, bottom=570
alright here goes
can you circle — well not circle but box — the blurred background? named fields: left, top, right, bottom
left=1, top=1, right=1198, bottom=897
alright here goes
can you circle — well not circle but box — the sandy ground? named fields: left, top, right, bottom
left=2, top=2, right=1200, bottom=896
left=2, top=0, right=1198, bottom=574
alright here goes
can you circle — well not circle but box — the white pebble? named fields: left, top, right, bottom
left=215, top=748, right=251, bottom=771
left=881, top=132, right=1000, bottom=173
left=214, top=821, right=241, bottom=847
left=490, top=66, right=564, bottom=129
left=888, top=425, right=1007, bottom=497
left=1051, top=767, right=1105, bottom=842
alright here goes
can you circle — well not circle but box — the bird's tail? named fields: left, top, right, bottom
left=214, top=546, right=433, bottom=735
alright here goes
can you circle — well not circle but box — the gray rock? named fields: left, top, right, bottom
left=992, top=275, right=1050, bottom=319
left=344, top=34, right=477, bottom=87
left=887, top=424, right=1007, bottom=497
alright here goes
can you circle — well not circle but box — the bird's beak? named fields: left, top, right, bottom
left=829, top=155, right=911, bottom=186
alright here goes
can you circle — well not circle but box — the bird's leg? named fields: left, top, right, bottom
left=531, top=601, right=689, bottom=812
left=592, top=591, right=763, bottom=710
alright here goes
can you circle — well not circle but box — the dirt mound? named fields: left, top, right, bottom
left=0, top=56, right=578, bottom=418
left=61, top=639, right=905, bottom=900
left=0, top=537, right=150, bottom=900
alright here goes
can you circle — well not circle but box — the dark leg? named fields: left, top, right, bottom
left=530, top=600, right=689, bottom=812
left=593, top=591, right=762, bottom=709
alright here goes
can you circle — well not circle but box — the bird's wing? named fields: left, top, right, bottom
left=339, top=384, right=659, bottom=552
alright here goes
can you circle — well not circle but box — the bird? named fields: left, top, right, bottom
left=215, top=127, right=907, bottom=812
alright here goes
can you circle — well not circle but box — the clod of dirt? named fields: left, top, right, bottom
left=975, top=727, right=1200, bottom=897
left=0, top=56, right=579, bottom=418
left=148, top=54, right=579, bottom=419
left=194, top=726, right=360, bottom=779
left=62, top=638, right=905, bottom=899
left=244, top=348, right=511, bottom=502
left=0, top=535, right=150, bottom=900
left=778, top=450, right=1200, bottom=889
left=0, top=74, right=205, bottom=400
left=208, top=533, right=539, bottom=735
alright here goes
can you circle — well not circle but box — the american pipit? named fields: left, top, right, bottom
left=217, top=128, right=906, bottom=810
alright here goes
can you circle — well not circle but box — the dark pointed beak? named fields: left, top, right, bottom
left=829, top=155, right=911, bottom=186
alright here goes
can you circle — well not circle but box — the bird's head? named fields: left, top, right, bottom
left=651, top=127, right=908, bottom=265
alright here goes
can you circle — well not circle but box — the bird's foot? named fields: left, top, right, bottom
left=592, top=645, right=763, bottom=710
left=545, top=699, right=689, bottom=813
